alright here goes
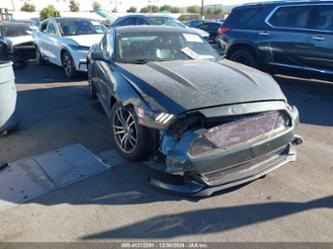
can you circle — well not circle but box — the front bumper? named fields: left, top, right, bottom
left=70, top=49, right=89, bottom=72
left=150, top=104, right=301, bottom=196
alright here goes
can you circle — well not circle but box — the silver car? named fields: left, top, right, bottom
left=33, top=17, right=106, bottom=78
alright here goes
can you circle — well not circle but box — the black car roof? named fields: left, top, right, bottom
left=241, top=0, right=333, bottom=7
left=113, top=25, right=196, bottom=34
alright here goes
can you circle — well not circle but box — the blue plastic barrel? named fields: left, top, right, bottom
left=0, top=61, right=20, bottom=135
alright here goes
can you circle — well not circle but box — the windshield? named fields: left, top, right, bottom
left=147, top=17, right=186, bottom=28
left=57, top=19, right=106, bottom=36
left=116, top=31, right=220, bottom=63
left=1, top=24, right=34, bottom=37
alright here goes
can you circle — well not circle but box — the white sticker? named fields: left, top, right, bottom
left=183, top=34, right=203, bottom=43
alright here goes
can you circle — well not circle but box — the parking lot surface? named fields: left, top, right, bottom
left=0, top=61, right=332, bottom=242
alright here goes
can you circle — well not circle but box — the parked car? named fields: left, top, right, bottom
left=111, top=15, right=209, bottom=40
left=33, top=17, right=106, bottom=78
left=87, top=26, right=302, bottom=197
left=217, top=0, right=333, bottom=75
left=186, top=19, right=205, bottom=28
left=0, top=23, right=36, bottom=66
left=198, top=21, right=224, bottom=43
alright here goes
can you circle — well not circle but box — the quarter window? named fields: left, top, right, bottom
left=314, top=6, right=333, bottom=31
left=268, top=6, right=313, bottom=29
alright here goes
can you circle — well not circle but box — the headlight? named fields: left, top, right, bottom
left=68, top=44, right=90, bottom=51
left=136, top=106, right=175, bottom=129
left=155, top=113, right=174, bottom=124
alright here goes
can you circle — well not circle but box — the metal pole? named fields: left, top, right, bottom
left=11, top=0, right=15, bottom=11
left=201, top=0, right=204, bottom=19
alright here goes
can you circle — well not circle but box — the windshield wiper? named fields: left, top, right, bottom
left=123, top=59, right=151, bottom=64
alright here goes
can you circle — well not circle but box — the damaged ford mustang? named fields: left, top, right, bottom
left=88, top=26, right=303, bottom=197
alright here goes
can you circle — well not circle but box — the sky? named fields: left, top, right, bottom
left=1, top=0, right=265, bottom=12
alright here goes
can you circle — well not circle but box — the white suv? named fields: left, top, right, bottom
left=33, top=17, right=105, bottom=78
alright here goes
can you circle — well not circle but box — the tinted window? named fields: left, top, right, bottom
left=137, top=17, right=149, bottom=25
left=47, top=23, right=57, bottom=35
left=0, top=24, right=34, bottom=37
left=226, top=7, right=262, bottom=26
left=117, top=17, right=138, bottom=26
left=147, top=17, right=186, bottom=28
left=269, top=6, right=312, bottom=29
left=57, top=19, right=105, bottom=36
left=314, top=6, right=333, bottom=31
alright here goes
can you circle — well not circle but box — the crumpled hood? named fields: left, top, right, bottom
left=4, top=35, right=33, bottom=46
left=65, top=34, right=104, bottom=47
left=117, top=59, right=286, bottom=115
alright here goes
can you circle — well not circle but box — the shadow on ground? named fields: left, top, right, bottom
left=81, top=195, right=332, bottom=239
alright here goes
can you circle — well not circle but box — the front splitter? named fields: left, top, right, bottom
left=149, top=153, right=296, bottom=197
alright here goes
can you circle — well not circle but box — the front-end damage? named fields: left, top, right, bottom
left=142, top=100, right=303, bottom=197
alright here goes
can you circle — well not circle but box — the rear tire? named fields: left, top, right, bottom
left=229, top=48, right=257, bottom=68
left=61, top=51, right=78, bottom=79
left=110, top=102, right=154, bottom=161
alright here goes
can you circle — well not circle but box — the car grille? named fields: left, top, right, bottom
left=200, top=145, right=288, bottom=182
left=190, top=111, right=289, bottom=156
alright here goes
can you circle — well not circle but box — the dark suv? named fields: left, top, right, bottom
left=217, top=1, right=333, bottom=75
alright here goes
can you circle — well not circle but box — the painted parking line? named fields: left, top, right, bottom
left=0, top=144, right=114, bottom=212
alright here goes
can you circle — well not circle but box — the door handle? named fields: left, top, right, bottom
left=259, top=31, right=270, bottom=36
left=312, top=36, right=325, bottom=41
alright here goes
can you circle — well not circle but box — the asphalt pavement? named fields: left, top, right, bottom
left=0, top=61, right=332, bottom=242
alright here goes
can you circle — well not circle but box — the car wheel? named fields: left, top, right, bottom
left=62, top=51, right=78, bottom=79
left=35, top=46, right=46, bottom=65
left=111, top=102, right=154, bottom=161
left=230, top=48, right=257, bottom=68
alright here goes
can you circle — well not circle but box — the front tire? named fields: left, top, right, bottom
left=229, top=48, right=257, bottom=68
left=111, top=102, right=154, bottom=161
left=61, top=51, right=78, bottom=79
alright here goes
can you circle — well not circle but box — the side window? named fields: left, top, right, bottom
left=100, top=35, right=108, bottom=50
left=225, top=7, right=262, bottom=27
left=40, top=21, right=48, bottom=33
left=47, top=23, right=57, bottom=35
left=137, top=18, right=149, bottom=25
left=268, top=6, right=313, bottom=29
left=117, top=17, right=138, bottom=26
left=314, top=6, right=333, bottom=32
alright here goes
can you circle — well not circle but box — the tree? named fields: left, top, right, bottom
left=92, top=1, right=101, bottom=11
left=127, top=6, right=137, bottom=13
left=140, top=6, right=150, bottom=13
left=40, top=5, right=60, bottom=21
left=188, top=5, right=201, bottom=14
left=171, top=7, right=185, bottom=13
left=160, top=5, right=173, bottom=13
left=21, top=2, right=36, bottom=12
left=112, top=8, right=118, bottom=13
left=69, top=0, right=79, bottom=12
left=205, top=8, right=213, bottom=15
left=214, top=8, right=223, bottom=15
left=150, top=5, right=160, bottom=13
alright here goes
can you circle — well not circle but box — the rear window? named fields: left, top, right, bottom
left=268, top=6, right=313, bottom=29
left=225, top=7, right=262, bottom=26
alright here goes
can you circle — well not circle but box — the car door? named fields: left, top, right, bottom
left=263, top=5, right=315, bottom=69
left=94, top=33, right=115, bottom=110
left=43, top=21, right=62, bottom=65
left=307, top=4, right=333, bottom=72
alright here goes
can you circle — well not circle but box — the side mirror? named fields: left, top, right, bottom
left=90, top=50, right=105, bottom=61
